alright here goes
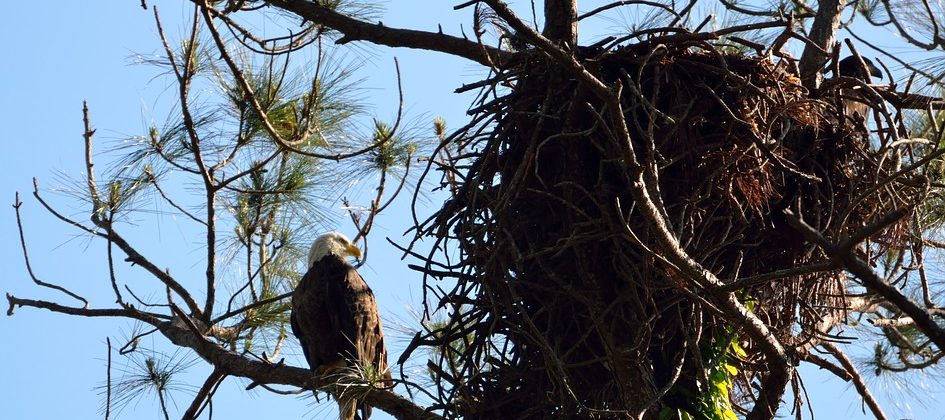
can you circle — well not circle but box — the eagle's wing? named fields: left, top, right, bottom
left=342, top=265, right=388, bottom=374
left=292, top=256, right=363, bottom=372
left=289, top=309, right=310, bottom=366
left=341, top=265, right=389, bottom=420
left=325, top=262, right=361, bottom=363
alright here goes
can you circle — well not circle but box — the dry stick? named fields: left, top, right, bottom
left=119, top=327, right=161, bottom=355
left=255, top=383, right=306, bottom=395
left=916, top=246, right=936, bottom=309
left=224, top=240, right=287, bottom=314
left=105, top=337, right=112, bottom=420
left=5, top=295, right=164, bottom=325
left=82, top=101, right=103, bottom=216
left=156, top=380, right=171, bottom=420
left=634, top=317, right=689, bottom=419
left=388, top=57, right=406, bottom=139
left=210, top=7, right=319, bottom=56
left=193, top=370, right=227, bottom=419
left=821, top=342, right=888, bottom=420
left=799, top=351, right=852, bottom=381
left=879, top=0, right=939, bottom=51
left=212, top=291, right=292, bottom=324
left=105, top=219, right=126, bottom=307
left=577, top=0, right=682, bottom=22
left=30, top=179, right=100, bottom=236
left=215, top=149, right=285, bottom=190
left=13, top=193, right=89, bottom=307
left=720, top=262, right=837, bottom=292
left=351, top=57, right=409, bottom=253
left=101, top=221, right=203, bottom=316
left=147, top=129, right=202, bottom=175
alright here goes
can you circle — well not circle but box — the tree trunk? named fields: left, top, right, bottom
left=542, top=0, right=578, bottom=48
left=798, top=0, right=845, bottom=88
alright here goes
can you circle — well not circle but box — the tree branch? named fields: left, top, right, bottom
left=13, top=193, right=89, bottom=307
left=799, top=350, right=852, bottom=381
left=783, top=210, right=945, bottom=352
left=256, top=0, right=509, bottom=67
left=6, top=294, right=167, bottom=323
left=822, top=342, right=888, bottom=420
left=156, top=320, right=442, bottom=419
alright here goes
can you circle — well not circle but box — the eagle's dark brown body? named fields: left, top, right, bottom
left=836, top=56, right=882, bottom=123
left=291, top=253, right=389, bottom=420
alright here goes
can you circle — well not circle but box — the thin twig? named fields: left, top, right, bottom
left=13, top=193, right=89, bottom=307
left=105, top=337, right=112, bottom=420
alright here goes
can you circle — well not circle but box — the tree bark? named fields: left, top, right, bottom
left=542, top=0, right=578, bottom=48
left=798, top=0, right=845, bottom=88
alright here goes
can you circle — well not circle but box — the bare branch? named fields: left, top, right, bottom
left=784, top=210, right=945, bottom=352
left=799, top=350, right=852, bottom=381
left=212, top=291, right=292, bottom=324
left=97, top=224, right=203, bottom=317
left=13, top=193, right=89, bottom=307
left=147, top=169, right=207, bottom=226
left=6, top=294, right=165, bottom=324
left=82, top=101, right=103, bottom=219
left=721, top=262, right=837, bottom=292
left=822, top=342, right=888, bottom=420
left=105, top=337, right=112, bottom=420
left=259, top=0, right=509, bottom=66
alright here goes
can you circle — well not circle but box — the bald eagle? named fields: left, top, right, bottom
left=291, top=232, right=390, bottom=420
left=835, top=56, right=883, bottom=123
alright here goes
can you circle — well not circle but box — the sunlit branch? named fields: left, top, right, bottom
left=6, top=294, right=165, bottom=324
left=256, top=0, right=509, bottom=66
left=82, top=101, right=103, bottom=217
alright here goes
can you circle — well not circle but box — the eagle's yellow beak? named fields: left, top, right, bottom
left=346, top=243, right=362, bottom=260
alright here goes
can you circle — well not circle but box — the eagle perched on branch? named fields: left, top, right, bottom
left=291, top=232, right=390, bottom=420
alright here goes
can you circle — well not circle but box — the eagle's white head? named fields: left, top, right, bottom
left=307, top=231, right=362, bottom=268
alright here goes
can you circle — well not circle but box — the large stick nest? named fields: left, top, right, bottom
left=406, top=41, right=914, bottom=418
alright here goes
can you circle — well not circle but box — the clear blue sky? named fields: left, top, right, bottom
left=1, top=1, right=942, bottom=419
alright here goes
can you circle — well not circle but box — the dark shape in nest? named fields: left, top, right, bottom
left=415, top=45, right=906, bottom=418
